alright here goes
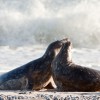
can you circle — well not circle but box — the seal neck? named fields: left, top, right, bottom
left=57, top=43, right=72, bottom=64
left=42, top=47, right=56, bottom=62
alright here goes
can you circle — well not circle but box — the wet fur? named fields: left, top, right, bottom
left=0, top=40, right=66, bottom=90
left=52, top=41, right=100, bottom=92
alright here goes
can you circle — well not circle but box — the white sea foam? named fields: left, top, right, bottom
left=0, top=0, right=100, bottom=72
left=0, top=45, right=45, bottom=73
left=0, top=46, right=100, bottom=73
left=0, top=0, right=100, bottom=48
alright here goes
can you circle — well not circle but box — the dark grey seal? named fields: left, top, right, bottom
left=52, top=39, right=100, bottom=92
left=0, top=39, right=67, bottom=90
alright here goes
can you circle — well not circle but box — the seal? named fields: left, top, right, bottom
left=0, top=39, right=67, bottom=90
left=52, top=39, right=100, bottom=92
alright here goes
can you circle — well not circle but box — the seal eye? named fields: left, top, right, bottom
left=67, top=41, right=71, bottom=46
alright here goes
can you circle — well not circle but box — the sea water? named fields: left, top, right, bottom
left=0, top=0, right=100, bottom=73
left=0, top=45, right=100, bottom=73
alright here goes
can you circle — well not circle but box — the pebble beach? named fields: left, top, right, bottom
left=1, top=90, right=100, bottom=100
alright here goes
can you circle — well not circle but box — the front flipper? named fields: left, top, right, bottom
left=0, top=77, right=28, bottom=90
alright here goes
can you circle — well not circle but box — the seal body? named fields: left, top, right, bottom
left=52, top=40, right=100, bottom=92
left=0, top=39, right=67, bottom=90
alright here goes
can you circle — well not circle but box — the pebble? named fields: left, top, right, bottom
left=0, top=93, right=100, bottom=100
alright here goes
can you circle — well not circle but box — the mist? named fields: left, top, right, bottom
left=0, top=0, right=100, bottom=48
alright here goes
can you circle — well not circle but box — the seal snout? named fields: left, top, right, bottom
left=60, top=38, right=69, bottom=44
left=65, top=40, right=71, bottom=46
left=61, top=39, right=72, bottom=51
left=60, top=38, right=72, bottom=46
left=56, top=38, right=69, bottom=48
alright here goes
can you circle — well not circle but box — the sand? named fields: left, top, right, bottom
left=0, top=90, right=100, bottom=100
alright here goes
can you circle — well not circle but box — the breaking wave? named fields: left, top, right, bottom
left=0, top=0, right=100, bottom=48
